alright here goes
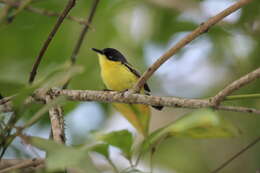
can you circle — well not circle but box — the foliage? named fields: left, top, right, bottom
left=97, top=130, right=133, bottom=159
left=26, top=136, right=98, bottom=173
left=142, top=109, right=240, bottom=152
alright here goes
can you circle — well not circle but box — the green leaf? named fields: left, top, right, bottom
left=98, top=130, right=133, bottom=158
left=23, top=96, right=66, bottom=128
left=143, top=109, right=240, bottom=151
left=0, top=80, right=25, bottom=96
left=27, top=136, right=99, bottom=173
left=12, top=84, right=38, bottom=111
left=11, top=62, right=83, bottom=115
left=89, top=143, right=110, bottom=158
left=39, top=63, right=84, bottom=91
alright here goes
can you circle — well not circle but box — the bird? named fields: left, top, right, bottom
left=92, top=47, right=163, bottom=136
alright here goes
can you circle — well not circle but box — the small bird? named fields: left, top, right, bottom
left=92, top=48, right=163, bottom=136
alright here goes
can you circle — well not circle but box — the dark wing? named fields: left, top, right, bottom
left=123, top=62, right=150, bottom=92
left=123, top=62, right=163, bottom=111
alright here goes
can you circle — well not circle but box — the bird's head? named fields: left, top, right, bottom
left=92, top=48, right=127, bottom=63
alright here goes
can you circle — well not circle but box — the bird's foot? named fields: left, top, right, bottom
left=119, top=89, right=135, bottom=97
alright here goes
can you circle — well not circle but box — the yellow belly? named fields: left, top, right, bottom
left=99, top=57, right=138, bottom=91
left=98, top=55, right=150, bottom=136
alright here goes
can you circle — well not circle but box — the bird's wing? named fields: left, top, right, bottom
left=123, top=62, right=151, bottom=92
left=124, top=62, right=163, bottom=111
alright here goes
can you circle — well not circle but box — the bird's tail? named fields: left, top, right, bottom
left=152, top=105, right=163, bottom=110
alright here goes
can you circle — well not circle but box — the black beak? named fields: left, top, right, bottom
left=92, top=48, right=103, bottom=54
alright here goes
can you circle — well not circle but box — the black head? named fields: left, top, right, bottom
left=92, top=48, right=128, bottom=63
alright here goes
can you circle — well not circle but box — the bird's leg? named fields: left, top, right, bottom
left=119, top=89, right=129, bottom=93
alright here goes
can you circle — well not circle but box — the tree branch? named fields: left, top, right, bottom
left=45, top=94, right=65, bottom=144
left=1, top=89, right=260, bottom=114
left=0, top=158, right=44, bottom=173
left=28, top=0, right=76, bottom=84
left=0, top=101, right=12, bottom=113
left=0, top=0, right=86, bottom=25
left=132, top=0, right=253, bottom=93
left=63, top=0, right=100, bottom=89
left=212, top=67, right=260, bottom=105
left=2, top=66, right=260, bottom=115
left=70, top=0, right=100, bottom=65
left=225, top=93, right=260, bottom=101
left=46, top=89, right=260, bottom=114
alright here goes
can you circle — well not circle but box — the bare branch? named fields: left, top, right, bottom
left=70, top=0, right=100, bottom=64
left=0, top=96, right=13, bottom=113
left=8, top=0, right=34, bottom=22
left=2, top=63, right=260, bottom=116
left=48, top=89, right=260, bottom=114
left=1, top=89, right=260, bottom=115
left=45, top=94, right=65, bottom=144
left=28, top=0, right=76, bottom=84
left=225, top=93, right=260, bottom=101
left=0, top=0, right=86, bottom=25
left=63, top=0, right=100, bottom=89
left=0, top=158, right=44, bottom=173
left=132, top=0, right=253, bottom=93
left=212, top=67, right=260, bottom=105
left=210, top=136, right=260, bottom=173
left=0, top=103, right=12, bottom=113
left=216, top=105, right=260, bottom=114
left=0, top=159, right=41, bottom=169
left=0, top=3, right=11, bottom=24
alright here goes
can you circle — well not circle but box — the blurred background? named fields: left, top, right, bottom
left=0, top=0, right=260, bottom=172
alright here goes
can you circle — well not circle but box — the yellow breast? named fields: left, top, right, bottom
left=97, top=53, right=150, bottom=136
left=98, top=55, right=138, bottom=91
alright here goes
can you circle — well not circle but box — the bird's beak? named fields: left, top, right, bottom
left=92, top=48, right=103, bottom=54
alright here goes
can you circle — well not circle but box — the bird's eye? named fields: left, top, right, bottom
left=108, top=55, right=115, bottom=61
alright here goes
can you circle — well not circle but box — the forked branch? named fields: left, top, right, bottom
left=132, top=0, right=253, bottom=93
left=212, top=67, right=260, bottom=105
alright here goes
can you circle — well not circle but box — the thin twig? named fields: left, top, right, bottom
left=70, top=0, right=100, bottom=64
left=0, top=100, right=12, bottom=113
left=225, top=93, right=260, bottom=101
left=28, top=0, right=76, bottom=84
left=216, top=105, right=260, bottom=114
left=0, top=0, right=86, bottom=25
left=0, top=96, right=13, bottom=105
left=0, top=111, right=18, bottom=159
left=132, top=0, right=253, bottom=93
left=0, top=158, right=44, bottom=173
left=106, top=157, right=120, bottom=173
left=210, top=136, right=260, bottom=173
left=9, top=0, right=34, bottom=22
left=63, top=0, right=100, bottom=89
left=0, top=158, right=42, bottom=169
left=212, top=67, right=260, bottom=105
left=0, top=3, right=11, bottom=24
